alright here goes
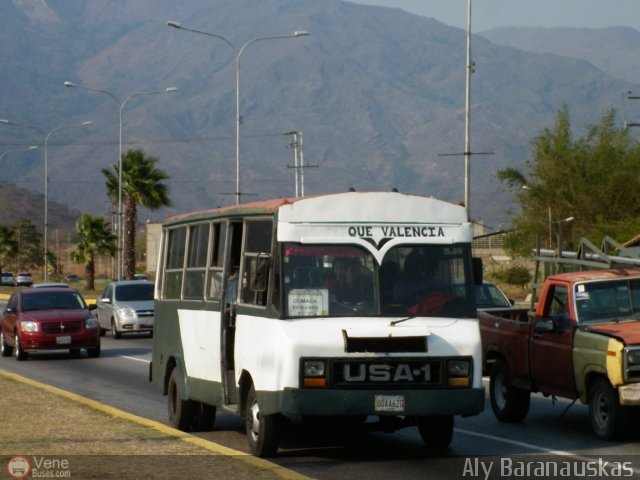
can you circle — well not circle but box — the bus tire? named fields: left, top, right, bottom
left=245, top=383, right=280, bottom=457
left=167, top=367, right=195, bottom=431
left=193, top=402, right=216, bottom=431
left=489, top=358, right=530, bottom=422
left=417, top=415, right=453, bottom=448
left=588, top=377, right=628, bottom=440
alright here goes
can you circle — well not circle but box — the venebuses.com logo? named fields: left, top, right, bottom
left=7, top=456, right=30, bottom=479
left=6, top=456, right=72, bottom=479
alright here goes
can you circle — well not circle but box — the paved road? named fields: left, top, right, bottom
left=1, top=307, right=639, bottom=479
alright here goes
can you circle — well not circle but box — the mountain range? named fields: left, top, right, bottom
left=1, top=0, right=638, bottom=233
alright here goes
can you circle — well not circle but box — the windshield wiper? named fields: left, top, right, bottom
left=390, top=316, right=416, bottom=326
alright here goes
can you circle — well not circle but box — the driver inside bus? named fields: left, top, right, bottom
left=393, top=251, right=448, bottom=312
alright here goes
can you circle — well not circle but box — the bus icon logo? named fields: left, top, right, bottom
left=7, top=456, right=30, bottom=479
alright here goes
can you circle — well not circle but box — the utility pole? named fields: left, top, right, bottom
left=464, top=0, right=473, bottom=220
left=285, top=131, right=317, bottom=197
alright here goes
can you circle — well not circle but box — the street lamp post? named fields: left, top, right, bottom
left=44, top=122, right=92, bottom=281
left=0, top=145, right=38, bottom=162
left=167, top=21, right=309, bottom=204
left=64, top=82, right=177, bottom=279
left=1, top=119, right=92, bottom=281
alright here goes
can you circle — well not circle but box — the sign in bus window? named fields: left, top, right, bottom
left=288, top=289, right=329, bottom=317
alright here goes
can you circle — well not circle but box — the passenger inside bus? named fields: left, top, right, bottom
left=330, top=262, right=372, bottom=304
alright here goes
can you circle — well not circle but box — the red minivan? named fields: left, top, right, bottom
left=0, top=287, right=100, bottom=360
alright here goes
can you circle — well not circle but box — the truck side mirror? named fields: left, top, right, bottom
left=534, top=318, right=555, bottom=333
left=472, top=257, right=483, bottom=285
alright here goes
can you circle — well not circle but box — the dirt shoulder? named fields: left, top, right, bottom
left=0, top=371, right=310, bottom=480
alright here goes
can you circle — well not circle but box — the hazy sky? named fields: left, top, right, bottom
left=348, top=0, right=640, bottom=32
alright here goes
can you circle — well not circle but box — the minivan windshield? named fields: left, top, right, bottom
left=282, top=243, right=476, bottom=318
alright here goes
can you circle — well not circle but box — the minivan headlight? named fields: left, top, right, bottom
left=20, top=321, right=38, bottom=333
left=85, top=317, right=99, bottom=329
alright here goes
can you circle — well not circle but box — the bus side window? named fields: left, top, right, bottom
left=163, top=227, right=186, bottom=299
left=206, top=222, right=226, bottom=301
left=183, top=223, right=209, bottom=300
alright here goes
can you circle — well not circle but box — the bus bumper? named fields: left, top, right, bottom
left=271, top=387, right=485, bottom=417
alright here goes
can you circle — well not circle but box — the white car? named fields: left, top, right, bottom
left=1, top=272, right=16, bottom=286
left=95, top=280, right=154, bottom=338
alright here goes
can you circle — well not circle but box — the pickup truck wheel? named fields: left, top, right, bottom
left=417, top=415, right=454, bottom=448
left=588, top=377, right=628, bottom=440
left=490, top=359, right=530, bottom=422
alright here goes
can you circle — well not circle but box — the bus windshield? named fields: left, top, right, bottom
left=282, top=243, right=476, bottom=318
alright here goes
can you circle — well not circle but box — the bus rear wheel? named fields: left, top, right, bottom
left=167, top=368, right=195, bottom=431
left=245, top=383, right=280, bottom=457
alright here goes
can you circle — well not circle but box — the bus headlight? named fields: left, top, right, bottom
left=302, top=359, right=327, bottom=388
left=447, top=359, right=471, bottom=386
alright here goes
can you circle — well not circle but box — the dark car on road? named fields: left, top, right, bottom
left=0, top=287, right=100, bottom=360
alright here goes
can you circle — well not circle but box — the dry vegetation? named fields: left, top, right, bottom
left=0, top=375, right=298, bottom=480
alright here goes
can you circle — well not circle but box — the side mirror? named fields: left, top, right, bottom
left=534, top=318, right=554, bottom=333
left=100, top=297, right=111, bottom=304
left=88, top=304, right=97, bottom=311
left=249, top=254, right=270, bottom=292
left=472, top=257, right=483, bottom=285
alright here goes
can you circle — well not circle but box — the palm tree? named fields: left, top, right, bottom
left=0, top=225, right=18, bottom=275
left=70, top=213, right=116, bottom=291
left=102, top=149, right=171, bottom=279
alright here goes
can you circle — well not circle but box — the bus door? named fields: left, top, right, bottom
left=221, top=220, right=243, bottom=406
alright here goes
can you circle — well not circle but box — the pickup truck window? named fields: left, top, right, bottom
left=575, top=279, right=640, bottom=324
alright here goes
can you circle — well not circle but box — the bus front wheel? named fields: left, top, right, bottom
left=167, top=368, right=195, bottom=431
left=417, top=415, right=453, bottom=448
left=245, top=383, right=280, bottom=457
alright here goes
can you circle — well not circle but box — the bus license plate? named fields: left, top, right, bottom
left=375, top=395, right=405, bottom=412
left=56, top=336, right=71, bottom=345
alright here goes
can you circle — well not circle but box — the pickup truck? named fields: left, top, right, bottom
left=480, top=268, right=640, bottom=439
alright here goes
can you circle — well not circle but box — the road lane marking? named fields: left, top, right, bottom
left=119, top=355, right=150, bottom=363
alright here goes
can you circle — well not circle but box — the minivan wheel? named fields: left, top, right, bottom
left=14, top=332, right=27, bottom=361
left=0, top=331, right=13, bottom=357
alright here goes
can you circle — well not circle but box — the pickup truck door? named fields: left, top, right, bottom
left=530, top=284, right=577, bottom=398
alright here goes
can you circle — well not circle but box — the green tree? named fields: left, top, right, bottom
left=11, top=218, right=43, bottom=272
left=498, top=107, right=640, bottom=255
left=70, top=213, right=116, bottom=291
left=0, top=225, right=18, bottom=274
left=102, top=149, right=171, bottom=280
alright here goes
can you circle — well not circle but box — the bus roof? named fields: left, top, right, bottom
left=162, top=192, right=468, bottom=226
